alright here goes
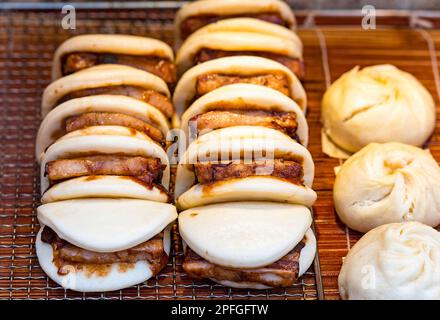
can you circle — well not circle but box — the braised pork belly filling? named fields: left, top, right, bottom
left=57, top=85, right=174, bottom=119
left=45, top=155, right=167, bottom=191
left=196, top=73, right=290, bottom=97
left=180, top=13, right=287, bottom=40
left=194, top=159, right=304, bottom=185
left=183, top=239, right=305, bottom=287
left=41, top=226, right=168, bottom=276
left=189, top=109, right=299, bottom=141
left=62, top=53, right=176, bottom=85
left=194, top=49, right=304, bottom=79
left=65, top=112, right=164, bottom=144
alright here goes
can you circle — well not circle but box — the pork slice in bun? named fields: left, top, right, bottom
left=36, top=95, right=170, bottom=162
left=180, top=83, right=308, bottom=145
left=36, top=198, right=177, bottom=292
left=175, top=18, right=303, bottom=78
left=52, top=34, right=175, bottom=85
left=175, top=126, right=316, bottom=210
left=173, top=56, right=306, bottom=116
left=40, top=125, right=170, bottom=204
left=41, top=64, right=173, bottom=120
left=175, top=0, right=296, bottom=43
left=179, top=201, right=316, bottom=289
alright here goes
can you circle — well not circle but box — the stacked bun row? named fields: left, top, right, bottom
left=173, top=0, right=317, bottom=289
left=35, top=0, right=318, bottom=292
left=35, top=36, right=178, bottom=292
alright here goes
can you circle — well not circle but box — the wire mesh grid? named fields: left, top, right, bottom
left=0, top=7, right=320, bottom=300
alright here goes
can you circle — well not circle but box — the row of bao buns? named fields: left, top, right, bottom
left=322, top=65, right=440, bottom=298
left=35, top=0, right=317, bottom=292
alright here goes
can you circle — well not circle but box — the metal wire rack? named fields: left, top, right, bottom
left=0, top=3, right=322, bottom=300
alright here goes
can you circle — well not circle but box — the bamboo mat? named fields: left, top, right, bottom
left=1, top=7, right=440, bottom=300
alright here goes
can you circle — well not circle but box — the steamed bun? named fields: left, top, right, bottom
left=339, top=222, right=440, bottom=300
left=322, top=65, right=435, bottom=156
left=334, top=142, right=440, bottom=233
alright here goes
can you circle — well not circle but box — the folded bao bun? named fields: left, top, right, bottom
left=180, top=83, right=308, bottom=146
left=179, top=202, right=316, bottom=289
left=183, top=18, right=301, bottom=48
left=36, top=198, right=177, bottom=292
left=175, top=21, right=303, bottom=76
left=338, top=222, right=440, bottom=300
left=52, top=34, right=174, bottom=80
left=173, top=56, right=307, bottom=116
left=321, top=65, right=436, bottom=158
left=334, top=142, right=440, bottom=233
left=175, top=126, right=316, bottom=210
left=40, top=126, right=170, bottom=203
left=41, top=64, right=170, bottom=118
left=35, top=95, right=170, bottom=163
left=175, top=0, right=296, bottom=44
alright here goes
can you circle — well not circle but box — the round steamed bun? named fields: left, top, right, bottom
left=338, top=222, right=440, bottom=300
left=322, top=65, right=435, bottom=154
left=334, top=142, right=440, bottom=233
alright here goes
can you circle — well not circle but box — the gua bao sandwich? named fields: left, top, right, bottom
left=51, top=34, right=176, bottom=86
left=41, top=64, right=174, bottom=121
left=36, top=198, right=177, bottom=292
left=39, top=125, right=170, bottom=204
left=175, top=0, right=296, bottom=43
left=175, top=18, right=304, bottom=78
left=179, top=201, right=316, bottom=289
left=174, top=126, right=316, bottom=210
left=179, top=83, right=308, bottom=146
left=173, top=55, right=306, bottom=117
left=36, top=95, right=170, bottom=161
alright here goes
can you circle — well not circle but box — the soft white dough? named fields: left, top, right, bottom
left=334, top=142, right=440, bottom=233
left=37, top=199, right=177, bottom=253
left=338, top=222, right=440, bottom=300
left=176, top=176, right=317, bottom=210
left=321, top=65, right=435, bottom=156
left=179, top=202, right=312, bottom=269
left=41, top=175, right=169, bottom=204
left=299, top=228, right=316, bottom=277
left=182, top=227, right=316, bottom=290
